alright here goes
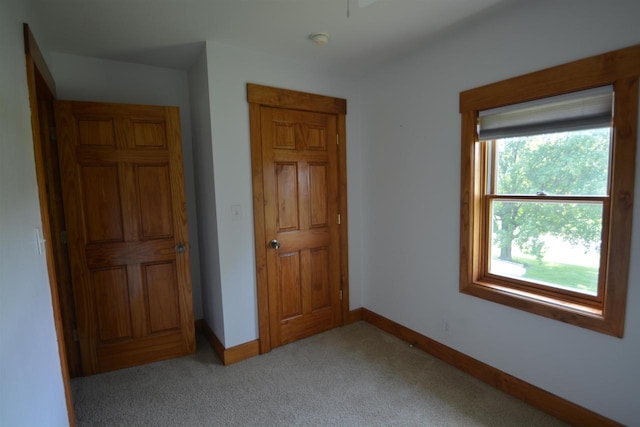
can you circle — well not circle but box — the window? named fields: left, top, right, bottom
left=459, top=45, right=640, bottom=337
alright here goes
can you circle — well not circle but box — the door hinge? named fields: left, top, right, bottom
left=72, top=329, right=79, bottom=342
left=61, top=230, right=67, bottom=245
left=338, top=214, right=341, bottom=225
left=336, top=133, right=339, bottom=145
left=340, top=289, right=343, bottom=301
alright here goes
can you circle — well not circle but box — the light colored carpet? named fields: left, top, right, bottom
left=71, top=322, right=567, bottom=426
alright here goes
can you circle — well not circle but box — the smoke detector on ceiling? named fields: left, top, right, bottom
left=309, top=33, right=330, bottom=46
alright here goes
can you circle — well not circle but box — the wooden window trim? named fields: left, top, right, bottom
left=460, top=45, right=640, bottom=337
left=482, top=195, right=609, bottom=308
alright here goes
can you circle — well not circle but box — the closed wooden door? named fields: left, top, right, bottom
left=55, top=101, right=195, bottom=375
left=261, top=106, right=343, bottom=347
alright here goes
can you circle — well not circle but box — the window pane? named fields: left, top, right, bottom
left=489, top=200, right=602, bottom=296
left=493, top=128, right=611, bottom=196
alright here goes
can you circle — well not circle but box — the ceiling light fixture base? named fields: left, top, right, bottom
left=309, top=33, right=330, bottom=46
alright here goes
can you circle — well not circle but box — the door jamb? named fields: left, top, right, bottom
left=23, top=23, right=76, bottom=426
left=246, top=83, right=349, bottom=354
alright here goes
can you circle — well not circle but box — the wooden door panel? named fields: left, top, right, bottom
left=93, top=267, right=132, bottom=342
left=275, top=162, right=299, bottom=231
left=261, top=106, right=342, bottom=348
left=144, top=262, right=180, bottom=333
left=76, top=148, right=170, bottom=164
left=85, top=240, right=176, bottom=268
left=78, top=118, right=116, bottom=146
left=136, top=164, right=173, bottom=239
left=310, top=248, right=331, bottom=311
left=304, top=126, right=327, bottom=150
left=132, top=120, right=167, bottom=148
left=98, top=332, right=187, bottom=373
left=272, top=226, right=330, bottom=250
left=56, top=100, right=195, bottom=375
left=81, top=165, right=124, bottom=243
left=279, top=308, right=334, bottom=346
left=248, top=84, right=349, bottom=355
left=273, top=121, right=296, bottom=149
left=278, top=252, right=303, bottom=320
left=309, top=163, right=328, bottom=227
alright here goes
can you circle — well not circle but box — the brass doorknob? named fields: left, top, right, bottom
left=269, top=239, right=281, bottom=249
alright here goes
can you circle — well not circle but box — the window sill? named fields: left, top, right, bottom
left=460, top=280, right=621, bottom=336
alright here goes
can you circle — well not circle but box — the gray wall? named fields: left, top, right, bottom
left=0, top=1, right=68, bottom=424
left=188, top=48, right=225, bottom=342
left=202, top=42, right=364, bottom=347
left=359, top=0, right=640, bottom=424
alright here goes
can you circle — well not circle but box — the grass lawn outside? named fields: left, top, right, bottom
left=512, top=256, right=598, bottom=295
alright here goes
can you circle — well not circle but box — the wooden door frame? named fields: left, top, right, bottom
left=24, top=23, right=76, bottom=426
left=247, top=83, right=349, bottom=354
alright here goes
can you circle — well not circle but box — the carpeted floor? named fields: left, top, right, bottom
left=71, top=322, right=567, bottom=426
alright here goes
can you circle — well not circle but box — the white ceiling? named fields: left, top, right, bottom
left=32, top=0, right=512, bottom=74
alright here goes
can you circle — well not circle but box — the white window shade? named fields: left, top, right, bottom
left=478, top=85, right=613, bottom=140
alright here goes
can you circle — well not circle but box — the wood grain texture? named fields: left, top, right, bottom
left=158, top=106, right=195, bottom=353
left=459, top=45, right=639, bottom=337
left=39, top=96, right=82, bottom=376
left=337, top=114, right=350, bottom=325
left=132, top=120, right=167, bottom=148
left=305, top=126, right=327, bottom=150
left=249, top=102, right=272, bottom=354
left=23, top=23, right=56, bottom=97
left=93, top=268, right=132, bottom=341
left=346, top=308, right=364, bottom=324
left=459, top=110, right=477, bottom=295
left=200, top=321, right=260, bottom=365
left=55, top=101, right=195, bottom=374
left=23, top=23, right=76, bottom=426
left=224, top=340, right=261, bottom=365
left=247, top=83, right=346, bottom=115
left=77, top=118, right=115, bottom=146
left=261, top=106, right=341, bottom=348
left=605, top=77, right=639, bottom=337
left=144, top=262, right=180, bottom=333
left=273, top=121, right=296, bottom=149
left=275, top=162, right=299, bottom=231
left=278, top=252, right=303, bottom=319
left=81, top=165, right=124, bottom=242
left=362, top=309, right=622, bottom=427
left=309, top=163, right=328, bottom=227
left=201, top=320, right=225, bottom=363
left=136, top=165, right=173, bottom=239
left=310, top=248, right=330, bottom=310
left=248, top=84, right=348, bottom=354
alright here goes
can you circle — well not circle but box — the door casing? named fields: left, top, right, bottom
left=247, top=83, right=350, bottom=353
left=23, top=23, right=76, bottom=426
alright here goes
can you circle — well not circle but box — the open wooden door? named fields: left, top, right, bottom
left=56, top=100, right=195, bottom=374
